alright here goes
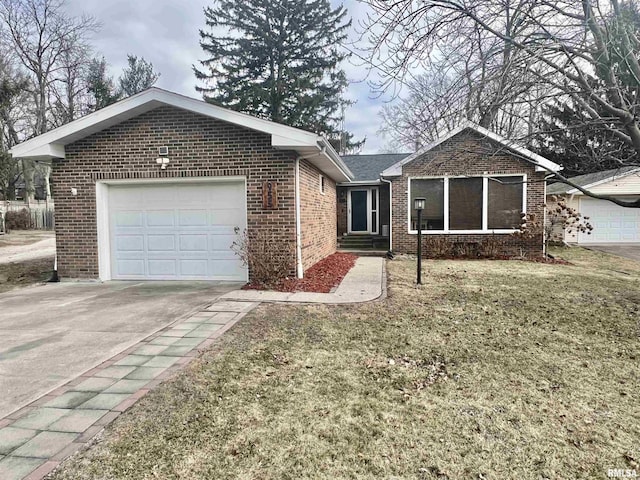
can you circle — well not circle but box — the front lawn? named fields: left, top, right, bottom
left=0, top=256, right=54, bottom=293
left=51, top=248, right=639, bottom=480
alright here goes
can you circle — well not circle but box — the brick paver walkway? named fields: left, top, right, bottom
left=0, top=300, right=258, bottom=480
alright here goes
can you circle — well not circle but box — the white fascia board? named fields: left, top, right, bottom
left=565, top=167, right=640, bottom=195
left=10, top=87, right=324, bottom=159
left=380, top=121, right=562, bottom=176
left=11, top=142, right=66, bottom=160
left=337, top=180, right=382, bottom=186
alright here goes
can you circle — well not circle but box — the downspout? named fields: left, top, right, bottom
left=381, top=176, right=393, bottom=251
left=543, top=178, right=547, bottom=256
left=295, top=157, right=304, bottom=279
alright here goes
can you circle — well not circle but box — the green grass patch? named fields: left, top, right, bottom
left=51, top=248, right=639, bottom=479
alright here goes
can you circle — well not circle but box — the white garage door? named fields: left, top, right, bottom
left=108, top=181, right=247, bottom=281
left=579, top=197, right=640, bottom=243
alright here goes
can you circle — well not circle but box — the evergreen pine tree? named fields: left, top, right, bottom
left=194, top=0, right=362, bottom=151
left=86, top=57, right=120, bottom=111
left=119, top=55, right=160, bottom=97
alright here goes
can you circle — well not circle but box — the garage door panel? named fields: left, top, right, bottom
left=148, top=259, right=177, bottom=276
left=114, top=212, right=144, bottom=227
left=211, top=209, right=243, bottom=226
left=210, top=233, right=238, bottom=251
left=109, top=181, right=247, bottom=281
left=179, top=234, right=208, bottom=252
left=116, top=259, right=146, bottom=276
left=579, top=197, right=640, bottom=243
left=147, top=235, right=176, bottom=251
left=115, top=235, right=144, bottom=252
left=179, top=210, right=208, bottom=226
left=179, top=259, right=209, bottom=277
left=146, top=211, right=175, bottom=227
left=209, top=259, right=246, bottom=279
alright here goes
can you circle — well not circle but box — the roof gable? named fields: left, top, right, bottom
left=381, top=122, right=562, bottom=176
left=547, top=166, right=640, bottom=195
left=9, top=88, right=353, bottom=182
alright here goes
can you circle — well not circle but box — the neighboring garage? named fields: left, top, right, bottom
left=9, top=88, right=353, bottom=281
left=547, top=167, right=640, bottom=244
left=105, top=180, right=247, bottom=281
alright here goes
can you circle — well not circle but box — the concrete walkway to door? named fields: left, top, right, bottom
left=0, top=281, right=241, bottom=419
left=220, top=257, right=386, bottom=304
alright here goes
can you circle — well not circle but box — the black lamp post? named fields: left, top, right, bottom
left=414, top=197, right=426, bottom=284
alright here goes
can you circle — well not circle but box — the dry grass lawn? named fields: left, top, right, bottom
left=0, top=229, right=53, bottom=248
left=0, top=256, right=53, bottom=293
left=50, top=247, right=639, bottom=480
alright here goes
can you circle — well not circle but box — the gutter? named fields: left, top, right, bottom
left=295, top=157, right=304, bottom=279
left=317, top=137, right=354, bottom=182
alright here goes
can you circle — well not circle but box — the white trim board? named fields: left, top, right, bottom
left=381, top=122, right=562, bottom=177
left=407, top=173, right=527, bottom=234
left=561, top=168, right=640, bottom=195
left=10, top=87, right=353, bottom=183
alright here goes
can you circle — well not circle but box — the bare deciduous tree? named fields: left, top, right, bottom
left=0, top=0, right=98, bottom=201
left=361, top=0, right=640, bottom=207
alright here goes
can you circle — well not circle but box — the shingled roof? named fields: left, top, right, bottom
left=547, top=166, right=640, bottom=195
left=340, top=153, right=410, bottom=182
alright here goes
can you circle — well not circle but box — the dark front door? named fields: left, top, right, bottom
left=350, top=190, right=368, bottom=232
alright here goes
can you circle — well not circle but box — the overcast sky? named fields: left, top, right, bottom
left=65, top=0, right=393, bottom=153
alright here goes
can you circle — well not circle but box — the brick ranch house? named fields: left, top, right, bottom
left=10, top=89, right=561, bottom=282
left=340, top=124, right=562, bottom=257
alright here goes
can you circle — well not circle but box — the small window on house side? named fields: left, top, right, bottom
left=410, top=178, right=445, bottom=230
left=319, top=175, right=326, bottom=194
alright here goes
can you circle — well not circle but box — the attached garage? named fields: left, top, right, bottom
left=578, top=197, right=640, bottom=244
left=547, top=167, right=640, bottom=245
left=100, top=179, right=247, bottom=281
left=9, top=88, right=353, bottom=281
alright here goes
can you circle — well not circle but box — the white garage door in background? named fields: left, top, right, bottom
left=108, top=180, right=247, bottom=281
left=579, top=197, right=640, bottom=243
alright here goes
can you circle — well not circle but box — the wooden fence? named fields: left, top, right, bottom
left=0, top=201, right=55, bottom=231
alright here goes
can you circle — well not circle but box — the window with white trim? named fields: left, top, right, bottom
left=409, top=175, right=525, bottom=233
left=319, top=174, right=326, bottom=194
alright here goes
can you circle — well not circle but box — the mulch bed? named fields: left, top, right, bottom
left=243, top=252, right=358, bottom=293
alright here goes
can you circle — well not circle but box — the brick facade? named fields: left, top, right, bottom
left=389, top=131, right=545, bottom=257
left=299, top=160, right=337, bottom=270
left=52, top=106, right=336, bottom=280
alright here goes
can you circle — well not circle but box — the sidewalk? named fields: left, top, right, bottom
left=220, top=257, right=386, bottom=304
left=0, top=300, right=258, bottom=480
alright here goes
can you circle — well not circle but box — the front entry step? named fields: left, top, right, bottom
left=338, top=235, right=389, bottom=250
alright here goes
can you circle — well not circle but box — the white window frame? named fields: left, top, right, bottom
left=407, top=173, right=527, bottom=235
left=319, top=174, right=326, bottom=195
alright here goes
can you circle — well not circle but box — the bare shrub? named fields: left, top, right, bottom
left=423, top=236, right=453, bottom=258
left=479, top=235, right=505, bottom=258
left=546, top=196, right=594, bottom=247
left=5, top=209, right=31, bottom=231
left=231, top=229, right=295, bottom=286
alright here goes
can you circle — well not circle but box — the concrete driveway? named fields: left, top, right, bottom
left=585, top=244, right=640, bottom=262
left=0, top=281, right=240, bottom=418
